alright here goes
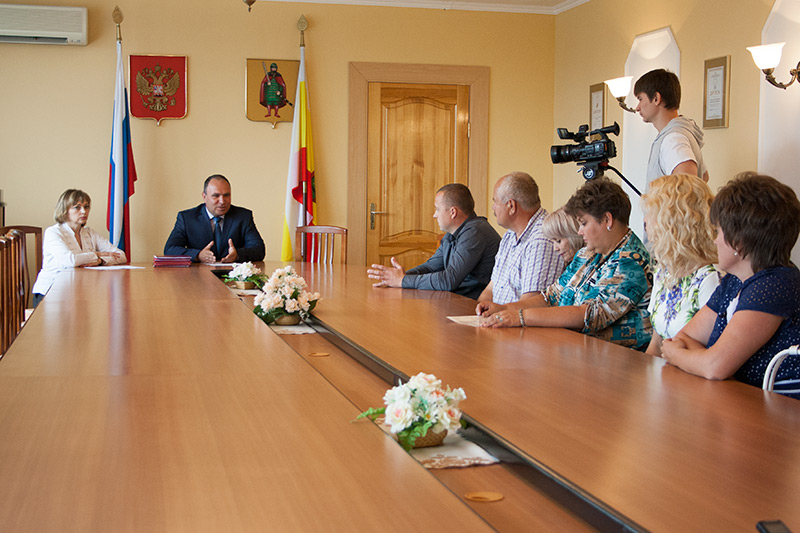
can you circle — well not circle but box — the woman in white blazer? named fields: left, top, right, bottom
left=32, top=189, right=126, bottom=306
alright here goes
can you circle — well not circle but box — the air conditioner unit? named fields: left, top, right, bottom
left=0, top=4, right=88, bottom=45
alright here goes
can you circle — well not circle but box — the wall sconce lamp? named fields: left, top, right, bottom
left=243, top=0, right=256, bottom=12
left=747, top=42, right=799, bottom=89
left=604, top=76, right=636, bottom=113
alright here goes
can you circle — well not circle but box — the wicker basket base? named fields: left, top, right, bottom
left=231, top=280, right=255, bottom=290
left=406, top=429, right=446, bottom=448
left=274, top=314, right=302, bottom=326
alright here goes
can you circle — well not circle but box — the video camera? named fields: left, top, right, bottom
left=550, top=122, right=619, bottom=180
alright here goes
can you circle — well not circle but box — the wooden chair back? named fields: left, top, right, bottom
left=7, top=230, right=26, bottom=331
left=0, top=226, right=42, bottom=307
left=295, top=226, right=348, bottom=265
left=0, top=235, right=9, bottom=355
left=0, top=230, right=27, bottom=356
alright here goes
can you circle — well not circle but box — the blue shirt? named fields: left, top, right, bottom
left=706, top=266, right=800, bottom=398
left=402, top=214, right=501, bottom=299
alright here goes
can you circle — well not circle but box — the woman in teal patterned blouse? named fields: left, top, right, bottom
left=484, top=178, right=653, bottom=350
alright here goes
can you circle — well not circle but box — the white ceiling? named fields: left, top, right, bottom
left=261, top=0, right=591, bottom=15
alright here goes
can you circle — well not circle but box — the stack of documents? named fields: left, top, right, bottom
left=153, top=255, right=192, bottom=267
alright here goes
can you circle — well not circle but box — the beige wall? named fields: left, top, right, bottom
left=0, top=0, right=555, bottom=263
left=552, top=0, right=774, bottom=208
left=2, top=0, right=781, bottom=265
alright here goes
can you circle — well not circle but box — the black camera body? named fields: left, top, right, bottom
left=550, top=122, right=619, bottom=180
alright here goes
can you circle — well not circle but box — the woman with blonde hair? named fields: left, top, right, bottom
left=31, top=189, right=126, bottom=305
left=541, top=207, right=584, bottom=266
left=641, top=174, right=719, bottom=356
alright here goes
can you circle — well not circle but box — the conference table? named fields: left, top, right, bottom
left=1, top=262, right=799, bottom=532
left=298, top=262, right=800, bottom=532
left=0, top=264, right=492, bottom=531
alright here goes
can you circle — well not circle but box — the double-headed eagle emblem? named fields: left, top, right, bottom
left=135, top=64, right=180, bottom=112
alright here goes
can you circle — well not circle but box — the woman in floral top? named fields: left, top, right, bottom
left=641, top=174, right=719, bottom=356
left=484, top=178, right=653, bottom=350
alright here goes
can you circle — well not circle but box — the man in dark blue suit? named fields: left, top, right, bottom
left=164, top=175, right=265, bottom=263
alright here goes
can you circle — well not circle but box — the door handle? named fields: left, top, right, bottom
left=369, top=203, right=387, bottom=230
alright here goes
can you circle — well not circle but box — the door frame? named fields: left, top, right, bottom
left=348, top=62, right=489, bottom=266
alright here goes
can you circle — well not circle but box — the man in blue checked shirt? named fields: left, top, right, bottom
left=476, top=172, right=564, bottom=316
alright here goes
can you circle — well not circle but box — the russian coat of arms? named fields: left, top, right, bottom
left=129, top=55, right=187, bottom=125
left=136, top=65, right=180, bottom=112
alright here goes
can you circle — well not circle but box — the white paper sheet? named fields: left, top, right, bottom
left=447, top=315, right=485, bottom=327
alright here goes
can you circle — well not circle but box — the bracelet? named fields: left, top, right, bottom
left=518, top=308, right=526, bottom=327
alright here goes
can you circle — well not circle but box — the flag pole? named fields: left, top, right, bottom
left=298, top=15, right=308, bottom=261
left=280, top=15, right=314, bottom=263
left=108, top=5, right=137, bottom=262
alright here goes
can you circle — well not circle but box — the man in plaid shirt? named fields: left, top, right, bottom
left=476, top=172, right=564, bottom=316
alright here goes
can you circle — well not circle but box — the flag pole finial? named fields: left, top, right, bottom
left=112, top=6, right=123, bottom=42
left=297, top=15, right=307, bottom=47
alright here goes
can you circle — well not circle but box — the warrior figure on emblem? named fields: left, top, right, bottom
left=260, top=62, right=288, bottom=117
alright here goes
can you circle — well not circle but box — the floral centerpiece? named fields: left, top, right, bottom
left=357, top=372, right=466, bottom=451
left=253, top=266, right=320, bottom=325
left=223, top=262, right=264, bottom=289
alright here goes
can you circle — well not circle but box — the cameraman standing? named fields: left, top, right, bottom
left=634, top=69, right=709, bottom=189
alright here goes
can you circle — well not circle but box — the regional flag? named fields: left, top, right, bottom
left=280, top=45, right=316, bottom=261
left=108, top=39, right=137, bottom=260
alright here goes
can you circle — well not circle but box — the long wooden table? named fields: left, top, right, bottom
left=288, top=262, right=800, bottom=532
left=0, top=266, right=492, bottom=531
left=5, top=262, right=800, bottom=531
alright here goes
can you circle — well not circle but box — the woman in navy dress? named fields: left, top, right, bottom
left=662, top=172, right=800, bottom=398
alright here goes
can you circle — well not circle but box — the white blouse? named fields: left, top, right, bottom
left=647, top=264, right=720, bottom=339
left=32, top=223, right=127, bottom=296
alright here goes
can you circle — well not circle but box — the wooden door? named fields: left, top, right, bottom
left=366, top=83, right=469, bottom=269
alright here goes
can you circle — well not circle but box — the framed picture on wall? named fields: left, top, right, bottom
left=703, top=55, right=730, bottom=129
left=246, top=58, right=300, bottom=127
left=129, top=55, right=187, bottom=125
left=589, top=83, right=606, bottom=133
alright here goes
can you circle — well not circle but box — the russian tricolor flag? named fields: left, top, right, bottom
left=108, top=39, right=137, bottom=260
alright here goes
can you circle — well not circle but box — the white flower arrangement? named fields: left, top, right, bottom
left=223, top=262, right=264, bottom=287
left=357, top=372, right=466, bottom=451
left=253, top=266, right=320, bottom=324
